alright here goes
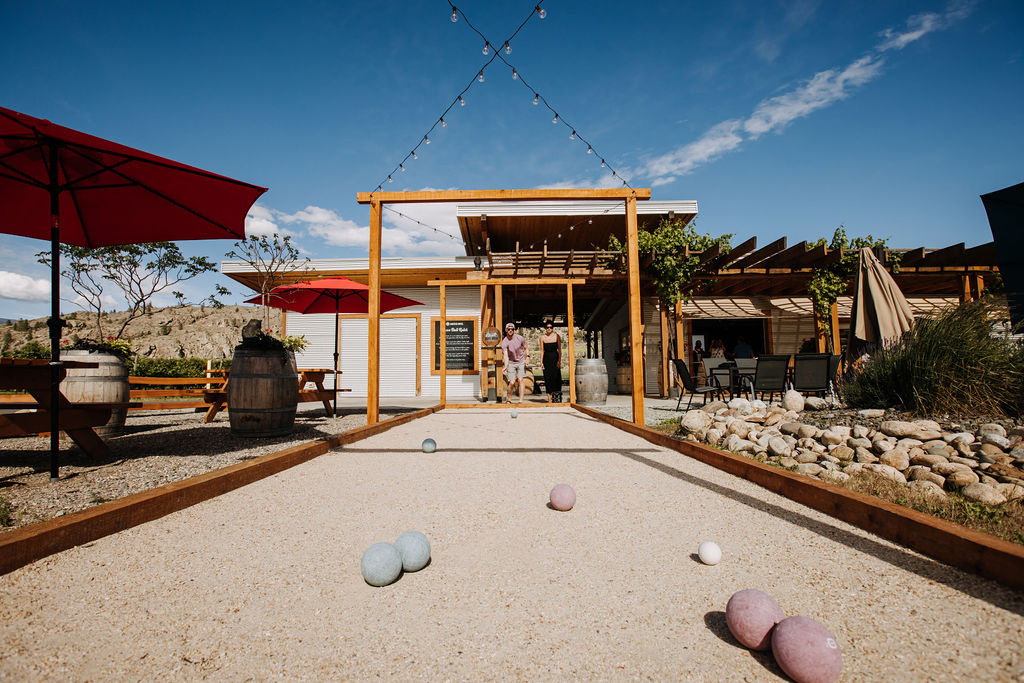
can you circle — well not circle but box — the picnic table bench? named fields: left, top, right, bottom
left=0, top=358, right=129, bottom=460
left=202, top=368, right=349, bottom=422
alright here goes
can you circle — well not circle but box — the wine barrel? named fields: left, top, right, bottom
left=615, top=365, right=632, bottom=394
left=60, top=350, right=129, bottom=436
left=575, top=358, right=608, bottom=405
left=228, top=348, right=298, bottom=437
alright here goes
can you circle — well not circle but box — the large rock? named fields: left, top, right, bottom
left=857, top=408, right=885, bottom=418
left=961, top=482, right=1007, bottom=505
left=997, top=483, right=1024, bottom=501
left=723, top=434, right=757, bottom=453
left=946, top=470, right=981, bottom=488
left=795, top=451, right=819, bottom=464
left=933, top=462, right=971, bottom=476
left=680, top=410, right=714, bottom=438
left=913, top=419, right=942, bottom=432
left=727, top=397, right=753, bottom=415
left=911, top=452, right=948, bottom=467
left=879, top=420, right=920, bottom=438
left=982, top=434, right=1012, bottom=451
left=847, top=436, right=872, bottom=450
left=872, top=438, right=897, bottom=455
left=727, top=420, right=752, bottom=439
left=803, top=396, right=828, bottom=411
left=908, top=480, right=947, bottom=499
left=864, top=463, right=907, bottom=484
left=879, top=448, right=910, bottom=471
left=702, top=400, right=728, bottom=413
left=782, top=390, right=804, bottom=412
left=855, top=447, right=878, bottom=464
left=819, top=469, right=851, bottom=485
left=796, top=463, right=824, bottom=477
left=907, top=467, right=946, bottom=487
left=768, top=437, right=792, bottom=458
left=979, top=423, right=1007, bottom=439
left=831, top=445, right=855, bottom=462
left=852, top=425, right=872, bottom=439
left=944, top=432, right=975, bottom=445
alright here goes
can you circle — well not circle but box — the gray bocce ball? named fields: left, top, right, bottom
left=360, top=542, right=403, bottom=587
left=422, top=438, right=436, bottom=453
left=511, top=409, right=518, bottom=418
left=394, top=531, right=431, bottom=572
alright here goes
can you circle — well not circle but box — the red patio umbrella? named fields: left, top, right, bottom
left=245, top=277, right=422, bottom=416
left=0, top=106, right=267, bottom=478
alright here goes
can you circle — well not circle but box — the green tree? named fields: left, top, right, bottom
left=225, top=234, right=310, bottom=328
left=37, top=242, right=227, bottom=340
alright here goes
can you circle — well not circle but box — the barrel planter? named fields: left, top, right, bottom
left=574, top=358, right=608, bottom=405
left=59, top=350, right=129, bottom=436
left=228, top=348, right=298, bottom=437
left=615, top=365, right=632, bottom=394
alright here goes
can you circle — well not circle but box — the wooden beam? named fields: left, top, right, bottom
left=960, top=275, right=972, bottom=303
left=659, top=304, right=670, bottom=397
left=439, top=284, right=447, bottom=405
left=673, top=300, right=685, bottom=362
left=830, top=300, right=840, bottom=355
left=726, top=237, right=788, bottom=271
left=367, top=199, right=382, bottom=425
left=702, top=236, right=757, bottom=272
left=973, top=274, right=985, bottom=300
left=427, top=278, right=586, bottom=286
left=625, top=194, right=645, bottom=425
left=567, top=282, right=576, bottom=404
left=496, top=284, right=504, bottom=400
left=356, top=188, right=652, bottom=204
left=573, top=404, right=1024, bottom=592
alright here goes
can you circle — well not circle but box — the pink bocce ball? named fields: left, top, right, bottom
left=725, top=589, right=786, bottom=651
left=771, top=615, right=843, bottom=683
left=549, top=484, right=576, bottom=511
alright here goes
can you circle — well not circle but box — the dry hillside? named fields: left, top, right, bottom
left=0, top=305, right=278, bottom=360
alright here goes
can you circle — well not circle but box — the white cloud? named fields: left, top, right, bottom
left=742, top=55, right=884, bottom=138
left=641, top=3, right=971, bottom=184
left=0, top=271, right=50, bottom=302
left=876, top=1, right=974, bottom=52
left=244, top=204, right=280, bottom=236
left=278, top=200, right=464, bottom=257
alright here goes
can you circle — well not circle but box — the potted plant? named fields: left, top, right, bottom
left=228, top=323, right=308, bottom=437
left=58, top=336, right=134, bottom=435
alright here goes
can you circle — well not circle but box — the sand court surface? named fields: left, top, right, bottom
left=1, top=408, right=1022, bottom=680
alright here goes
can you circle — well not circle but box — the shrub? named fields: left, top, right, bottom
left=10, top=340, right=50, bottom=359
left=129, top=357, right=231, bottom=378
left=841, top=299, right=1024, bottom=416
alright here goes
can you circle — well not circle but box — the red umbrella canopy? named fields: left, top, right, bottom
left=246, top=277, right=423, bottom=314
left=0, top=106, right=266, bottom=246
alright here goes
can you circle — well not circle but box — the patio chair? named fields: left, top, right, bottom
left=741, top=355, right=790, bottom=403
left=673, top=359, right=723, bottom=410
left=828, top=354, right=842, bottom=394
left=701, top=356, right=729, bottom=388
left=792, top=353, right=832, bottom=396
left=734, top=358, right=757, bottom=391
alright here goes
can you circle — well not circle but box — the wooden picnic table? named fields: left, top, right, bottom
left=202, top=368, right=346, bottom=422
left=0, top=358, right=121, bottom=459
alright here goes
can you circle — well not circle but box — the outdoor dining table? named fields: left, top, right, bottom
left=0, top=358, right=117, bottom=460
left=202, top=368, right=344, bottom=422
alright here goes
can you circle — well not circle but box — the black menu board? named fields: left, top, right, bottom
left=433, top=318, right=476, bottom=372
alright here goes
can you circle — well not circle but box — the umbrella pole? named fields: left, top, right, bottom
left=333, top=311, right=340, bottom=417
left=47, top=148, right=61, bottom=481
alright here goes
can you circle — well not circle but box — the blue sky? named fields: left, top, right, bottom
left=2, top=0, right=1022, bottom=321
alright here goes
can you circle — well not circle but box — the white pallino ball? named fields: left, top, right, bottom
left=697, top=541, right=722, bottom=565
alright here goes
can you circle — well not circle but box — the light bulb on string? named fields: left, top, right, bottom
left=569, top=130, right=575, bottom=140
left=504, top=41, right=511, bottom=55
left=587, top=145, right=593, bottom=154
left=557, top=233, right=561, bottom=239
left=441, top=117, right=447, bottom=128
left=533, top=93, right=539, bottom=105
left=459, top=95, right=465, bottom=106
left=537, top=5, right=546, bottom=18
left=412, top=151, right=418, bottom=159
left=478, top=70, right=485, bottom=83
left=399, top=164, right=405, bottom=172
left=451, top=7, right=458, bottom=22
left=387, top=175, right=393, bottom=184
left=512, top=68, right=518, bottom=80
left=482, top=42, right=489, bottom=55
left=424, top=135, right=430, bottom=144
left=588, top=218, right=593, bottom=224
left=552, top=113, right=558, bottom=124
left=600, top=159, right=605, bottom=168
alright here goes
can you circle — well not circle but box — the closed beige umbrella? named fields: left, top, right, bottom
left=848, top=247, right=915, bottom=354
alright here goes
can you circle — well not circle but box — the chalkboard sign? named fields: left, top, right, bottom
left=432, top=317, right=477, bottom=374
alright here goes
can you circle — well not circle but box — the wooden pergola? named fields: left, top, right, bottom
left=356, top=188, right=652, bottom=425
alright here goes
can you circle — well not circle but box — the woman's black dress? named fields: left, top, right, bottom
left=542, top=340, right=562, bottom=396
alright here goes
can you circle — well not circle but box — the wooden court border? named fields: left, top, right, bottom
left=573, top=403, right=1024, bottom=590
left=0, top=404, right=443, bottom=576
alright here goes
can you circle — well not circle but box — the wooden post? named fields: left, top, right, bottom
left=625, top=194, right=645, bottom=425
left=495, top=284, right=504, bottom=400
left=973, top=274, right=985, bottom=300
left=567, top=282, right=576, bottom=403
left=439, top=284, right=447, bottom=406
left=480, top=284, right=491, bottom=398
left=830, top=300, right=840, bottom=356
left=367, top=199, right=382, bottom=424
left=674, top=301, right=685, bottom=361
left=960, top=275, right=972, bottom=304
left=659, top=304, right=670, bottom=397
left=814, top=307, right=828, bottom=353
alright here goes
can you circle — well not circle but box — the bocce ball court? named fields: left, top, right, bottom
left=1, top=408, right=1022, bottom=680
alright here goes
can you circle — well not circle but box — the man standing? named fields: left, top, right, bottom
left=500, top=322, right=530, bottom=403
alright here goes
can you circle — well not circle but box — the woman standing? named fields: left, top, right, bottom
left=540, top=321, right=563, bottom=402
left=709, top=339, right=726, bottom=358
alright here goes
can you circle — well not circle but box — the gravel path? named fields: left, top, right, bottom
left=0, top=404, right=422, bottom=532
left=1, top=408, right=1021, bottom=680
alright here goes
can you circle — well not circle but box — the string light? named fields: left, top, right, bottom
left=399, top=164, right=405, bottom=172
left=482, top=41, right=489, bottom=55
left=424, top=135, right=430, bottom=144
left=451, top=6, right=458, bottom=22
left=387, top=175, right=393, bottom=183
left=533, top=93, right=539, bottom=105
left=478, top=70, right=485, bottom=83
left=536, top=5, right=546, bottom=19
left=587, top=145, right=592, bottom=154
left=512, top=68, right=518, bottom=80
left=569, top=130, right=575, bottom=140
left=459, top=95, right=465, bottom=106
left=552, top=113, right=558, bottom=124
left=383, top=205, right=463, bottom=243
left=504, top=41, right=511, bottom=55
left=441, top=117, right=447, bottom=128
left=412, top=151, right=418, bottom=159
left=600, top=159, right=605, bottom=168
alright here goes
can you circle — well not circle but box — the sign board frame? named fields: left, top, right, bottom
left=430, top=316, right=478, bottom=375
